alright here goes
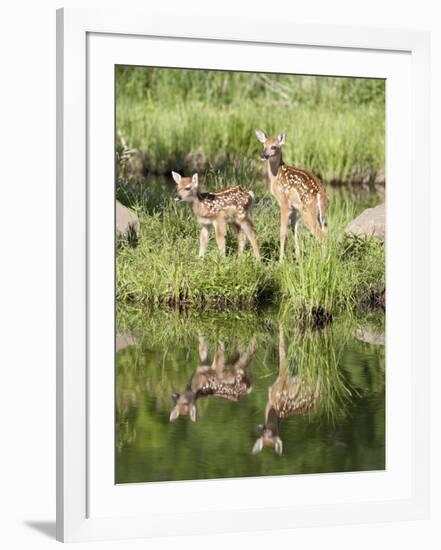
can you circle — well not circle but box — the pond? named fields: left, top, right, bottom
left=115, top=309, right=385, bottom=484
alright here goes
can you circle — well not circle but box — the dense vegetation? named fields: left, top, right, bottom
left=116, top=185, right=384, bottom=316
left=116, top=66, right=385, bottom=318
left=116, top=67, right=385, bottom=186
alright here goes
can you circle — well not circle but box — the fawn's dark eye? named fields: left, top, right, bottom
left=271, top=145, right=277, bottom=150
left=185, top=186, right=192, bottom=191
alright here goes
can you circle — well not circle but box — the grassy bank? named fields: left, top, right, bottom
left=116, top=187, right=384, bottom=316
left=116, top=67, right=385, bottom=186
left=116, top=67, right=385, bottom=318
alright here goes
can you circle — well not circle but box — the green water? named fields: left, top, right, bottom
left=115, top=310, right=385, bottom=484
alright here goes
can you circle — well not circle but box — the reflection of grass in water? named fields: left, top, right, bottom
left=116, top=307, right=276, bottom=431
left=286, top=325, right=354, bottom=422
left=116, top=307, right=385, bottom=478
left=117, top=304, right=275, bottom=347
left=116, top=309, right=364, bottom=437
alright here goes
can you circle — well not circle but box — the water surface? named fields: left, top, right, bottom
left=116, top=310, right=385, bottom=484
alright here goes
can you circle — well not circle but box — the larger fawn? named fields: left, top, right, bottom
left=255, top=130, right=328, bottom=261
left=252, top=327, right=320, bottom=455
left=172, top=172, right=260, bottom=259
left=170, top=336, right=256, bottom=422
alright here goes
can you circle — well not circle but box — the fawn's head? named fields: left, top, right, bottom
left=252, top=425, right=283, bottom=456
left=252, top=408, right=283, bottom=455
left=169, top=391, right=197, bottom=422
left=172, top=171, right=199, bottom=202
left=255, top=130, right=285, bottom=161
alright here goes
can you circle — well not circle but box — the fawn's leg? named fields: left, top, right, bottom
left=232, top=336, right=257, bottom=370
left=279, top=205, right=289, bottom=262
left=319, top=221, right=329, bottom=240
left=198, top=335, right=209, bottom=364
left=199, top=225, right=210, bottom=257
left=231, top=223, right=247, bottom=255
left=239, top=219, right=260, bottom=260
left=278, top=324, right=287, bottom=375
left=289, top=209, right=300, bottom=256
left=301, top=210, right=323, bottom=241
left=212, top=344, right=225, bottom=376
left=213, top=220, right=226, bottom=256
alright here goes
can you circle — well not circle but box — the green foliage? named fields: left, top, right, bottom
left=116, top=184, right=384, bottom=316
left=116, top=67, right=385, bottom=183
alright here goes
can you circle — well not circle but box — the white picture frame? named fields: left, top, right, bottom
left=56, top=7, right=430, bottom=543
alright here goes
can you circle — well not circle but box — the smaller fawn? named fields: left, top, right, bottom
left=172, top=172, right=260, bottom=259
left=255, top=130, right=328, bottom=261
left=252, top=327, right=320, bottom=455
left=170, top=336, right=256, bottom=422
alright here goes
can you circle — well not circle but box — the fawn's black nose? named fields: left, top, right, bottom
left=261, top=153, right=269, bottom=160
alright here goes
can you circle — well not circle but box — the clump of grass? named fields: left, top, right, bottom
left=116, top=204, right=275, bottom=309
left=274, top=234, right=384, bottom=316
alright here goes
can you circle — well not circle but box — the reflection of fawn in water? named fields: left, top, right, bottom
left=252, top=327, right=321, bottom=455
left=170, top=336, right=257, bottom=422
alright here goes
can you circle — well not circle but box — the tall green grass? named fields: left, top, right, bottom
left=116, top=67, right=385, bottom=184
left=116, top=185, right=384, bottom=315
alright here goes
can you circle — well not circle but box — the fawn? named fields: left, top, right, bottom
left=252, top=327, right=320, bottom=455
left=255, top=130, right=328, bottom=261
left=170, top=336, right=256, bottom=422
left=172, top=172, right=260, bottom=259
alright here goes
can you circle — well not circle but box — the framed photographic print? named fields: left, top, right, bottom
left=56, top=7, right=430, bottom=543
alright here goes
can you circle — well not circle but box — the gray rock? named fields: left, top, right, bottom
left=116, top=201, right=139, bottom=242
left=116, top=333, right=135, bottom=352
left=345, top=203, right=385, bottom=240
left=355, top=326, right=385, bottom=346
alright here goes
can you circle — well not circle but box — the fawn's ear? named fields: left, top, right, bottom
left=189, top=404, right=197, bottom=422
left=275, top=437, right=283, bottom=456
left=191, top=173, right=199, bottom=188
left=169, top=407, right=180, bottom=422
left=171, top=171, right=181, bottom=184
left=252, top=437, right=264, bottom=454
left=171, top=392, right=180, bottom=403
left=255, top=129, right=267, bottom=143
left=277, top=133, right=286, bottom=145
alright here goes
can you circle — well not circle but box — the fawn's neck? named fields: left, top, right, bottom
left=191, top=197, right=204, bottom=217
left=265, top=406, right=280, bottom=436
left=267, top=152, right=284, bottom=181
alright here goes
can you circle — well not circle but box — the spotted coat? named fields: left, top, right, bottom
left=192, top=186, right=254, bottom=221
left=275, top=164, right=322, bottom=209
left=268, top=375, right=320, bottom=418
left=191, top=367, right=252, bottom=402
